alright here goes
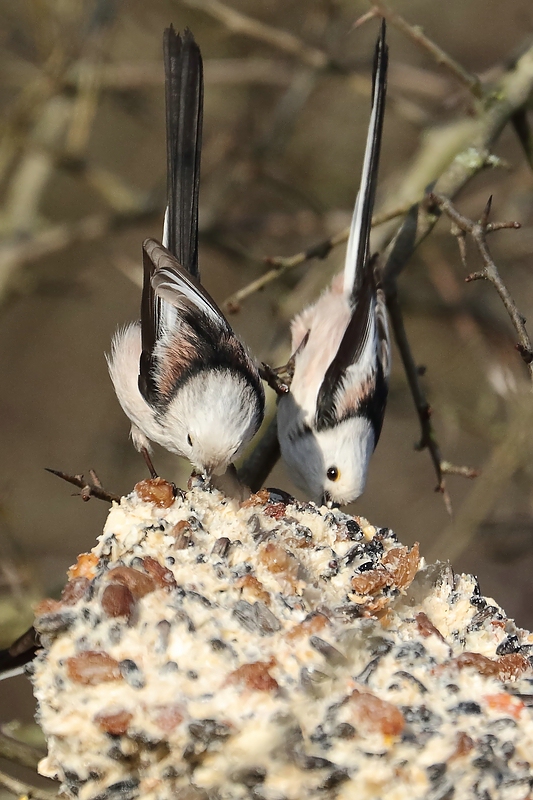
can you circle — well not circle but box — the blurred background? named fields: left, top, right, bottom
left=1, top=0, right=533, bottom=776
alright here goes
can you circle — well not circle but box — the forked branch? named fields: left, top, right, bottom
left=427, top=192, right=532, bottom=383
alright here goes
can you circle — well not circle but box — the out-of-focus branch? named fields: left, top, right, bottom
left=369, top=0, right=484, bottom=99
left=429, top=398, right=533, bottom=563
left=0, top=767, right=57, bottom=800
left=0, top=728, right=43, bottom=770
left=427, top=192, right=532, bottom=382
left=0, top=203, right=159, bottom=302
left=181, top=0, right=329, bottom=70
left=223, top=203, right=411, bottom=312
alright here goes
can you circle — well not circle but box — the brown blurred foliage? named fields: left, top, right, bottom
left=1, top=0, right=533, bottom=746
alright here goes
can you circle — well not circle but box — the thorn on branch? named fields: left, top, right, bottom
left=516, top=343, right=533, bottom=364
left=465, top=271, right=485, bottom=282
left=45, top=468, right=121, bottom=504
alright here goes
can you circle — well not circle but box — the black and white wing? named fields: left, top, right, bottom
left=315, top=22, right=388, bottom=432
left=145, top=238, right=230, bottom=333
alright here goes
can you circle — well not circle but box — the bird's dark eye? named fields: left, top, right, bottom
left=187, top=434, right=193, bottom=447
left=327, top=466, right=340, bottom=482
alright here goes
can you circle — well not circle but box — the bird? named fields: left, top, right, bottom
left=107, top=27, right=265, bottom=479
left=276, top=21, right=390, bottom=507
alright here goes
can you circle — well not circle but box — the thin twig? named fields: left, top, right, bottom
left=223, top=203, right=412, bottom=312
left=181, top=0, right=329, bottom=70
left=0, top=728, right=43, bottom=770
left=440, top=461, right=480, bottom=479
left=0, top=767, right=57, bottom=800
left=381, top=206, right=476, bottom=510
left=45, top=469, right=120, bottom=504
left=427, top=192, right=532, bottom=382
left=370, top=0, right=484, bottom=99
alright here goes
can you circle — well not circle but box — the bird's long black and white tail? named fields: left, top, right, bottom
left=162, top=26, right=203, bottom=277
left=139, top=27, right=204, bottom=403
left=343, top=21, right=388, bottom=298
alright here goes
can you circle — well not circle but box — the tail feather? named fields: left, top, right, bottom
left=140, top=27, right=204, bottom=406
left=0, top=626, right=38, bottom=682
left=163, top=26, right=203, bottom=278
left=343, top=20, right=388, bottom=298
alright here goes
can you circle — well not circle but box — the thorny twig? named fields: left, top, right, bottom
left=369, top=0, right=484, bottom=99
left=223, top=204, right=412, bottom=313
left=427, top=192, right=533, bottom=382
left=45, top=469, right=120, bottom=504
left=0, top=767, right=57, bottom=800
left=381, top=206, right=478, bottom=513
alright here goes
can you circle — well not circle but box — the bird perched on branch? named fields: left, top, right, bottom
left=108, top=27, right=265, bottom=479
left=276, top=22, right=390, bottom=506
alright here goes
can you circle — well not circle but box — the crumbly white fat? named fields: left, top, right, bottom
left=32, top=485, right=533, bottom=800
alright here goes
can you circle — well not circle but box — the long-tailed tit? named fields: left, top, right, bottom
left=108, top=27, right=265, bottom=478
left=276, top=22, right=390, bottom=506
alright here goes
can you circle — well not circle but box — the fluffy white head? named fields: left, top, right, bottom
left=162, top=368, right=261, bottom=474
left=278, top=398, right=375, bottom=505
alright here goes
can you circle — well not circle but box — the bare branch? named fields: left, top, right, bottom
left=370, top=0, right=484, bottom=99
left=440, top=462, right=480, bottom=479
left=0, top=728, right=43, bottom=770
left=181, top=0, right=328, bottom=70
left=429, top=399, right=533, bottom=563
left=427, top=192, right=533, bottom=382
left=223, top=203, right=412, bottom=313
left=0, top=767, right=57, bottom=800
left=0, top=204, right=159, bottom=302
left=381, top=206, right=477, bottom=511
left=45, top=469, right=120, bottom=504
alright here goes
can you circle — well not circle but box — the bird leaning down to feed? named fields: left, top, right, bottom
left=276, top=22, right=390, bottom=507
left=108, top=27, right=265, bottom=480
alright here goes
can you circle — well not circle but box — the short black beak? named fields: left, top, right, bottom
left=321, top=491, right=333, bottom=508
left=321, top=491, right=340, bottom=510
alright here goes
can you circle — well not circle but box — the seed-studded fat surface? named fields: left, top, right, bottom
left=32, top=482, right=533, bottom=800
